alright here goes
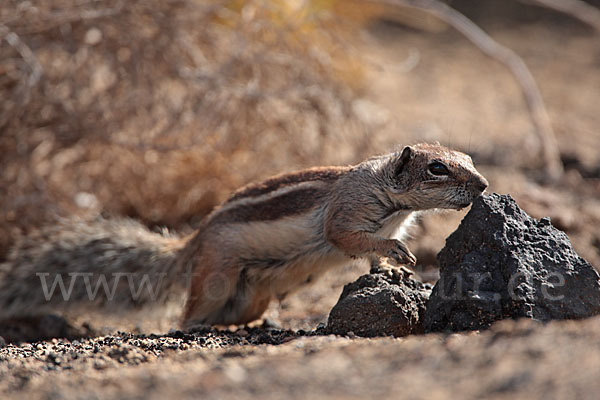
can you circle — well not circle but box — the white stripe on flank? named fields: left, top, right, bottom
left=213, top=180, right=330, bottom=217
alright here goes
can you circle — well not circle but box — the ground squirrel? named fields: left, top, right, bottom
left=0, top=143, right=487, bottom=328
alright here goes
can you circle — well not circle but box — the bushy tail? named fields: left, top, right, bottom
left=0, top=218, right=191, bottom=319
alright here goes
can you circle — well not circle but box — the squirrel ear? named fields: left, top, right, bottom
left=394, top=146, right=413, bottom=175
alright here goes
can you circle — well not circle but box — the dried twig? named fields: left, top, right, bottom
left=5, top=1, right=126, bottom=35
left=371, top=0, right=564, bottom=180
left=0, top=24, right=43, bottom=90
left=522, top=0, right=600, bottom=32
left=0, top=23, right=43, bottom=135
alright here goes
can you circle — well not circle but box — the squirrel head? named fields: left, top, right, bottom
left=379, top=143, right=488, bottom=211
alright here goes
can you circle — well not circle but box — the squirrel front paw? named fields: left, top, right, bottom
left=370, top=258, right=414, bottom=280
left=386, top=240, right=417, bottom=266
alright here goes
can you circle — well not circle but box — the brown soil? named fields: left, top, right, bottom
left=2, top=1, right=600, bottom=399
left=3, top=318, right=600, bottom=399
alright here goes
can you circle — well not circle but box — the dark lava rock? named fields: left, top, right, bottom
left=326, top=272, right=431, bottom=337
left=424, top=193, right=600, bottom=332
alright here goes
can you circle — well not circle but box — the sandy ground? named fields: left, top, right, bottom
left=3, top=317, right=600, bottom=399
left=2, top=3, right=600, bottom=399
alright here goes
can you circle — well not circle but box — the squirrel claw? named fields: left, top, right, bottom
left=387, top=241, right=417, bottom=266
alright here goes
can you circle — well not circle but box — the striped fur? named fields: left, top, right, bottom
left=181, top=143, right=487, bottom=326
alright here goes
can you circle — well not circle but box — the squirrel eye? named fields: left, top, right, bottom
left=428, top=162, right=449, bottom=176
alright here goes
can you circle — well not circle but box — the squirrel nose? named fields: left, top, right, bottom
left=471, top=176, right=488, bottom=194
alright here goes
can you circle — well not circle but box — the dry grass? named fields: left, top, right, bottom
left=0, top=0, right=384, bottom=258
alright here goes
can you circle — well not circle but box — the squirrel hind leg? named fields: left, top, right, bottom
left=181, top=262, right=271, bottom=328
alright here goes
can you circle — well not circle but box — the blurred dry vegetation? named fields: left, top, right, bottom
left=1, top=0, right=600, bottom=269
left=0, top=0, right=387, bottom=259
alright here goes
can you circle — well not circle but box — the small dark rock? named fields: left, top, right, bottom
left=0, top=314, right=94, bottom=343
left=424, top=193, right=600, bottom=332
left=326, top=272, right=431, bottom=337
